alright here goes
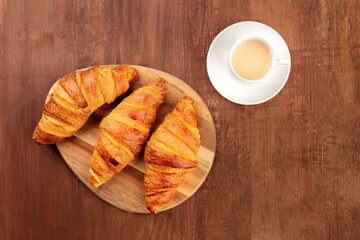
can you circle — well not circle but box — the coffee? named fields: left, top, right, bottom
left=231, top=39, right=272, bottom=80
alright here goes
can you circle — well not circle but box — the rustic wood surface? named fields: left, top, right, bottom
left=1, top=0, right=359, bottom=239
left=55, top=65, right=216, bottom=214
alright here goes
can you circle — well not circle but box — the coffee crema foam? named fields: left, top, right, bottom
left=231, top=39, right=272, bottom=80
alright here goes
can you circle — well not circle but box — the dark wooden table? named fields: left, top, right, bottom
left=1, top=0, right=359, bottom=239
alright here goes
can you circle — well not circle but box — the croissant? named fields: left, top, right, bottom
left=32, top=65, right=138, bottom=144
left=144, top=96, right=200, bottom=214
left=89, top=78, right=166, bottom=187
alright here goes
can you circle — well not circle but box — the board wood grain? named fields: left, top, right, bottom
left=55, top=65, right=216, bottom=213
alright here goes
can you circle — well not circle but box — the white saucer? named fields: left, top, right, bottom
left=206, top=21, right=291, bottom=105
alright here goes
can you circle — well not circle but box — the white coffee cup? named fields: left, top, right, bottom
left=229, top=35, right=290, bottom=83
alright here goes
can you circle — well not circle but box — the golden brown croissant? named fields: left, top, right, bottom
left=32, top=65, right=138, bottom=144
left=144, top=96, right=200, bottom=214
left=89, top=78, right=166, bottom=187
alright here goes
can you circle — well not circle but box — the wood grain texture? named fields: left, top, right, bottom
left=1, top=0, right=360, bottom=239
left=54, top=65, right=216, bottom=213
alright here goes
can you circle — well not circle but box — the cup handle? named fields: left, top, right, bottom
left=276, top=58, right=290, bottom=65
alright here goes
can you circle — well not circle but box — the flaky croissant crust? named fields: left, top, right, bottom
left=32, top=65, right=138, bottom=144
left=144, top=96, right=200, bottom=214
left=89, top=78, right=166, bottom=188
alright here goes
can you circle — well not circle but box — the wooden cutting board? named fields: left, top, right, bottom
left=54, top=65, right=216, bottom=213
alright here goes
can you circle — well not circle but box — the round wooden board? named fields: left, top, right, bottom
left=55, top=65, right=216, bottom=213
